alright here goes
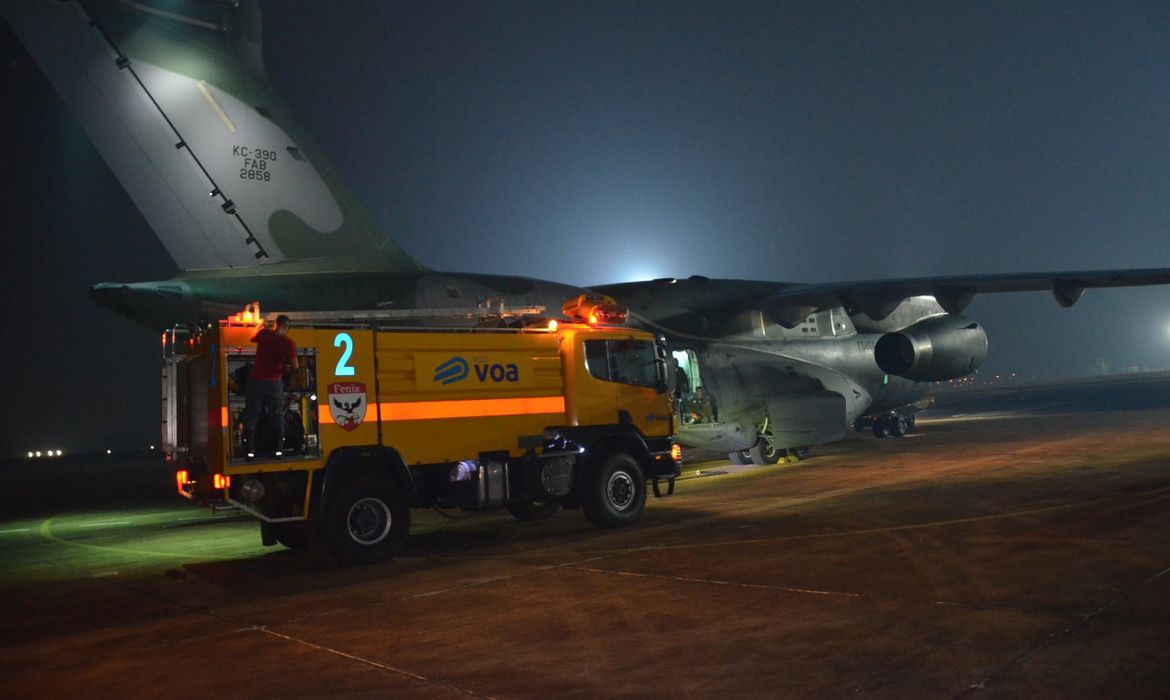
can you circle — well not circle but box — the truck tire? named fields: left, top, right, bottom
left=325, top=477, right=410, bottom=565
left=506, top=499, right=560, bottom=521
left=581, top=453, right=646, bottom=529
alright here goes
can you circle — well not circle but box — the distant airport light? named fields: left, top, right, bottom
left=310, top=394, right=317, bottom=401
left=35, top=451, right=42, bottom=458
left=547, top=319, right=558, bottom=332
left=150, top=445, right=156, bottom=450
left=27, top=452, right=33, bottom=459
left=106, top=449, right=112, bottom=455
left=55, top=450, right=63, bottom=456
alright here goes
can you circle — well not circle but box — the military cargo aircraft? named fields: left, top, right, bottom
left=5, top=0, right=1169, bottom=464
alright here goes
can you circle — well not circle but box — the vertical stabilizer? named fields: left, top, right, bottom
left=1, top=0, right=423, bottom=271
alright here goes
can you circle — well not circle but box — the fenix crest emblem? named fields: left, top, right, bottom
left=433, top=356, right=470, bottom=385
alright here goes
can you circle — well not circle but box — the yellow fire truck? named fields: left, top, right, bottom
left=167, top=297, right=681, bottom=564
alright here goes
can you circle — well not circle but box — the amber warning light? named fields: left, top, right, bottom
left=561, top=295, right=628, bottom=325
left=228, top=301, right=262, bottom=326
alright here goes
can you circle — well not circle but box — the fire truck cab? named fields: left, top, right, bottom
left=166, top=299, right=681, bottom=565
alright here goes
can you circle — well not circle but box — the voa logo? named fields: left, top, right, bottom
left=433, top=356, right=469, bottom=385
left=433, top=356, right=519, bottom=385
left=473, top=359, right=520, bottom=383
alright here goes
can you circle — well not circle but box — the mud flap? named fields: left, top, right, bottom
left=260, top=520, right=278, bottom=546
left=652, top=477, right=676, bottom=498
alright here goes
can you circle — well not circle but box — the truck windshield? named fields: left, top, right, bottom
left=584, top=339, right=665, bottom=390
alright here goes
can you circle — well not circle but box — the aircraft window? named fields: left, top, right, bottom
left=584, top=340, right=664, bottom=390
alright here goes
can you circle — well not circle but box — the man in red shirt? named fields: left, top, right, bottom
left=242, top=314, right=299, bottom=459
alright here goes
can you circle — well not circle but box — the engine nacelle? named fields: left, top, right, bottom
left=873, top=314, right=988, bottom=382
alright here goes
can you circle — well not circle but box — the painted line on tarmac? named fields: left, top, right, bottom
left=72, top=552, right=499, bottom=699
left=0, top=528, right=31, bottom=535
left=573, top=566, right=863, bottom=599
left=638, top=484, right=1170, bottom=553
left=258, top=626, right=500, bottom=698
left=959, top=563, right=1170, bottom=696
left=426, top=483, right=1170, bottom=561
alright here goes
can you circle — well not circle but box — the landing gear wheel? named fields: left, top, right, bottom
left=728, top=450, right=751, bottom=465
left=506, top=499, right=560, bottom=521
left=873, top=420, right=887, bottom=438
left=888, top=414, right=909, bottom=438
left=325, top=477, right=410, bottom=566
left=748, top=436, right=782, bottom=465
left=581, top=453, right=646, bottom=529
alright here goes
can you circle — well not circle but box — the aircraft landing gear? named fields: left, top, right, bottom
left=862, top=411, right=916, bottom=439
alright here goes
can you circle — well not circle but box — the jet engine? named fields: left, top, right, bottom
left=873, top=314, right=988, bottom=382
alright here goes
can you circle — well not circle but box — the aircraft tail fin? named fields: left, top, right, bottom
left=1, top=0, right=423, bottom=271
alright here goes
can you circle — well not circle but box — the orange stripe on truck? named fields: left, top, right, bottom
left=318, top=396, right=565, bottom=425
left=381, top=396, right=566, bottom=421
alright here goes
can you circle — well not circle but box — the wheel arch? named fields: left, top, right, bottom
left=312, top=446, right=420, bottom=522
left=581, top=428, right=653, bottom=478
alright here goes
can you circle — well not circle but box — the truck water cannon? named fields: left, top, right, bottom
left=562, top=295, right=629, bottom=325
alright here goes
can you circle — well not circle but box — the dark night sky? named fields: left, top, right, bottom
left=2, top=0, right=1170, bottom=457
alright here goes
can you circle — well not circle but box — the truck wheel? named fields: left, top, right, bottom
left=888, top=414, right=908, bottom=438
left=728, top=450, right=750, bottom=465
left=582, top=453, right=646, bottom=528
left=325, top=477, right=410, bottom=566
left=506, top=499, right=560, bottom=521
left=748, top=437, right=782, bottom=465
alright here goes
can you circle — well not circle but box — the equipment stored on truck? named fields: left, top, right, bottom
left=166, top=298, right=681, bottom=564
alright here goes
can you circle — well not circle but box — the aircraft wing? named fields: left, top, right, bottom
left=759, top=267, right=1170, bottom=323
left=599, top=267, right=1170, bottom=332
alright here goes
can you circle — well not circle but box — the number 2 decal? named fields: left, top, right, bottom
left=333, top=332, right=355, bottom=376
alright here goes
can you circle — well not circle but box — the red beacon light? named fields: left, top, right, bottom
left=562, top=295, right=629, bottom=325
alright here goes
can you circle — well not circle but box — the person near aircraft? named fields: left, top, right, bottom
left=242, top=314, right=298, bottom=459
left=674, top=366, right=690, bottom=415
left=688, top=386, right=716, bottom=424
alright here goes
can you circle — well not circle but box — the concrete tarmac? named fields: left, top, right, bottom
left=2, top=387, right=1169, bottom=697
